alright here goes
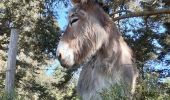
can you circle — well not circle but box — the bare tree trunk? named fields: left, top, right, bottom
left=5, top=28, right=19, bottom=98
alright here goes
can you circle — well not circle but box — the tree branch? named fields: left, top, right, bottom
left=110, top=10, right=132, bottom=16
left=112, top=8, right=170, bottom=21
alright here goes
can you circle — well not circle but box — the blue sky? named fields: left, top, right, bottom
left=46, top=59, right=61, bottom=76
left=55, top=1, right=72, bottom=30
left=46, top=2, right=71, bottom=76
left=56, top=8, right=69, bottom=30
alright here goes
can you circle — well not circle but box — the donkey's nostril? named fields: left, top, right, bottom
left=57, top=52, right=62, bottom=61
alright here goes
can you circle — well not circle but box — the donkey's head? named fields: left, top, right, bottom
left=57, top=0, right=115, bottom=67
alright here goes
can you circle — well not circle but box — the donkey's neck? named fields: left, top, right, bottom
left=78, top=36, right=133, bottom=95
left=94, top=35, right=133, bottom=71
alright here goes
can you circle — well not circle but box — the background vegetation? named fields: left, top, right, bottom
left=0, top=0, right=170, bottom=99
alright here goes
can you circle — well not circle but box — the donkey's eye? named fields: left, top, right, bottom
left=70, top=17, right=79, bottom=25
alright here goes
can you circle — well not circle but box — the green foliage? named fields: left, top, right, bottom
left=0, top=90, right=25, bottom=100
left=0, top=0, right=61, bottom=99
left=100, top=73, right=170, bottom=100
left=101, top=83, right=130, bottom=100
left=134, top=73, right=170, bottom=100
left=0, top=91, right=16, bottom=100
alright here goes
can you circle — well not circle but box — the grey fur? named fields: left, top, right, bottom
left=57, top=1, right=138, bottom=100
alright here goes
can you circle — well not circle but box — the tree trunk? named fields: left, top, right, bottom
left=5, top=28, right=19, bottom=98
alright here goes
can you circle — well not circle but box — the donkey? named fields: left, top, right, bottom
left=56, top=0, right=138, bottom=99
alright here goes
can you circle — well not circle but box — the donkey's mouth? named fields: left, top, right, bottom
left=58, top=58, right=74, bottom=68
left=58, top=58, right=69, bottom=68
left=60, top=62, right=68, bottom=68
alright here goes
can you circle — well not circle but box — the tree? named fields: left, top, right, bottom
left=0, top=0, right=61, bottom=99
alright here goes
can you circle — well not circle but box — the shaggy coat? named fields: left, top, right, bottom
left=56, top=1, right=138, bottom=100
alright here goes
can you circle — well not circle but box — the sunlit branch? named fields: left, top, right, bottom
left=112, top=8, right=170, bottom=21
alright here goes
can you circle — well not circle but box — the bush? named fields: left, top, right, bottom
left=100, top=73, right=170, bottom=100
left=100, top=83, right=130, bottom=100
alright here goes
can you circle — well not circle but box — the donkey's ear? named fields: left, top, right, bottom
left=71, top=0, right=81, bottom=4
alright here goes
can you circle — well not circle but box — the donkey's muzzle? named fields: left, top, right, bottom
left=56, top=41, right=75, bottom=68
left=56, top=52, right=67, bottom=68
